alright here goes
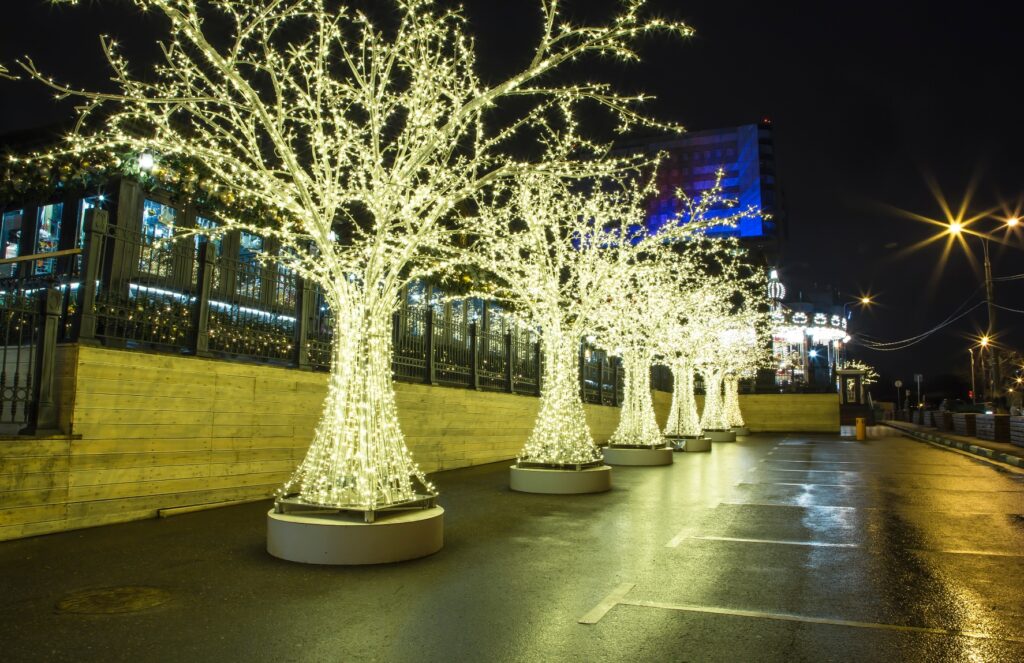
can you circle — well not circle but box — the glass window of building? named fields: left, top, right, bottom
left=77, top=196, right=105, bottom=271
left=140, top=199, right=178, bottom=278
left=274, top=247, right=297, bottom=308
left=238, top=231, right=264, bottom=298
left=34, top=202, right=64, bottom=275
left=194, top=216, right=223, bottom=257
left=1, top=210, right=23, bottom=278
left=78, top=196, right=105, bottom=246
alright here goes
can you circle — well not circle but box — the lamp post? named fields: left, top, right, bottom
left=968, top=348, right=976, bottom=403
left=948, top=218, right=1018, bottom=405
left=839, top=296, right=872, bottom=367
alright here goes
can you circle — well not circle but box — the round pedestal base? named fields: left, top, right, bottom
left=509, top=465, right=612, bottom=494
left=732, top=426, right=751, bottom=437
left=706, top=429, right=737, bottom=442
left=602, top=446, right=674, bottom=466
left=665, top=435, right=712, bottom=452
left=680, top=437, right=712, bottom=452
left=267, top=506, right=444, bottom=565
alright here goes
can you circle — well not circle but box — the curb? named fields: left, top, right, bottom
left=884, top=423, right=1024, bottom=469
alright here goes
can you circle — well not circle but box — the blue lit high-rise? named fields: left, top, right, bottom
left=620, top=117, right=786, bottom=261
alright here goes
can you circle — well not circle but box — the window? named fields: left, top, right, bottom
left=78, top=196, right=105, bottom=247
left=34, top=202, right=64, bottom=275
left=275, top=247, right=297, bottom=308
left=194, top=216, right=223, bottom=257
left=76, top=196, right=106, bottom=271
left=140, top=199, right=178, bottom=278
left=0, top=210, right=23, bottom=278
left=238, top=231, right=264, bottom=298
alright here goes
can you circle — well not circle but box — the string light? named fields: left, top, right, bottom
left=13, top=1, right=695, bottom=508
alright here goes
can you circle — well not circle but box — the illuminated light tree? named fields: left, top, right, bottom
left=723, top=373, right=745, bottom=428
left=592, top=170, right=758, bottom=450
left=469, top=170, right=668, bottom=465
left=596, top=260, right=674, bottom=449
left=696, top=285, right=769, bottom=433
left=660, top=279, right=734, bottom=439
left=840, top=359, right=879, bottom=386
left=13, top=1, right=693, bottom=509
left=649, top=174, right=757, bottom=440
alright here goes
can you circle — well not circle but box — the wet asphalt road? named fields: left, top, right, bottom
left=2, top=433, right=1024, bottom=662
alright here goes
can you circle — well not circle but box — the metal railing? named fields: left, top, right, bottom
left=48, top=209, right=625, bottom=404
left=0, top=276, right=62, bottom=434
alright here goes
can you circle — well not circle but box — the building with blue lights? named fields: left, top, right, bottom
left=619, top=118, right=785, bottom=261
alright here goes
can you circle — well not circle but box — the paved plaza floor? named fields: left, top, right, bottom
left=2, top=433, right=1024, bottom=662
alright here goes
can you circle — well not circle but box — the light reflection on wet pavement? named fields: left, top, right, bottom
left=1, top=433, right=1022, bottom=662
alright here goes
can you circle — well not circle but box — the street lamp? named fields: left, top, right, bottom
left=946, top=217, right=1018, bottom=404
left=842, top=295, right=873, bottom=318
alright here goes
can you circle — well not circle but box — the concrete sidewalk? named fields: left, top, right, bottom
left=886, top=421, right=1024, bottom=469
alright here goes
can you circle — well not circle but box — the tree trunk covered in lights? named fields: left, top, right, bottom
left=665, top=357, right=702, bottom=437
left=609, top=348, right=663, bottom=447
left=724, top=374, right=745, bottom=427
left=281, top=296, right=432, bottom=509
left=519, top=328, right=601, bottom=466
left=700, top=369, right=729, bottom=430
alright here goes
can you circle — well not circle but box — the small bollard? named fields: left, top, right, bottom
left=855, top=417, right=866, bottom=441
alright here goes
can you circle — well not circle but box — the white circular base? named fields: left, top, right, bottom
left=267, top=506, right=444, bottom=565
left=706, top=429, right=737, bottom=442
left=680, top=437, right=712, bottom=452
left=510, top=465, right=612, bottom=494
left=602, top=446, right=674, bottom=466
left=732, top=426, right=751, bottom=437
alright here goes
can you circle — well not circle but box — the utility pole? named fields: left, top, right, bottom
left=969, top=349, right=976, bottom=403
left=982, top=239, right=1000, bottom=403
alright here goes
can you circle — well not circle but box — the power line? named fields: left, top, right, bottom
left=858, top=299, right=987, bottom=352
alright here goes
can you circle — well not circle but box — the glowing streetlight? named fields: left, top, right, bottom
left=948, top=221, right=963, bottom=235
left=980, top=335, right=990, bottom=348
left=1006, top=216, right=1020, bottom=227
left=860, top=296, right=872, bottom=305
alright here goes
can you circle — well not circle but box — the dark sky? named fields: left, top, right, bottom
left=2, top=0, right=1023, bottom=397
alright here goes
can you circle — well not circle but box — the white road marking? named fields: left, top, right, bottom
left=613, top=599, right=1024, bottom=644
left=578, top=583, right=635, bottom=624
left=688, top=535, right=858, bottom=548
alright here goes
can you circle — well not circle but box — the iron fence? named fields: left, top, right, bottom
left=0, top=279, right=61, bottom=433
left=14, top=199, right=860, bottom=419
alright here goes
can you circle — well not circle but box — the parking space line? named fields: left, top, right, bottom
left=925, top=549, right=1024, bottom=558
left=613, top=599, right=1024, bottom=644
left=767, top=459, right=952, bottom=466
left=718, top=501, right=1020, bottom=515
left=766, top=468, right=992, bottom=477
left=737, top=481, right=853, bottom=488
left=720, top=501, right=858, bottom=510
left=578, top=583, right=635, bottom=624
left=736, top=481, right=1024, bottom=494
left=688, top=535, right=858, bottom=548
left=682, top=536, right=1024, bottom=557
left=666, top=527, right=694, bottom=548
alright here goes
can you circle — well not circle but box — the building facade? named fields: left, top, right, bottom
left=618, top=118, right=786, bottom=263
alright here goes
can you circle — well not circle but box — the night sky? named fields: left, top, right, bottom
left=2, top=1, right=1022, bottom=399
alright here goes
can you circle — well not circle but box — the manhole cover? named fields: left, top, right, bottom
left=56, top=587, right=170, bottom=614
